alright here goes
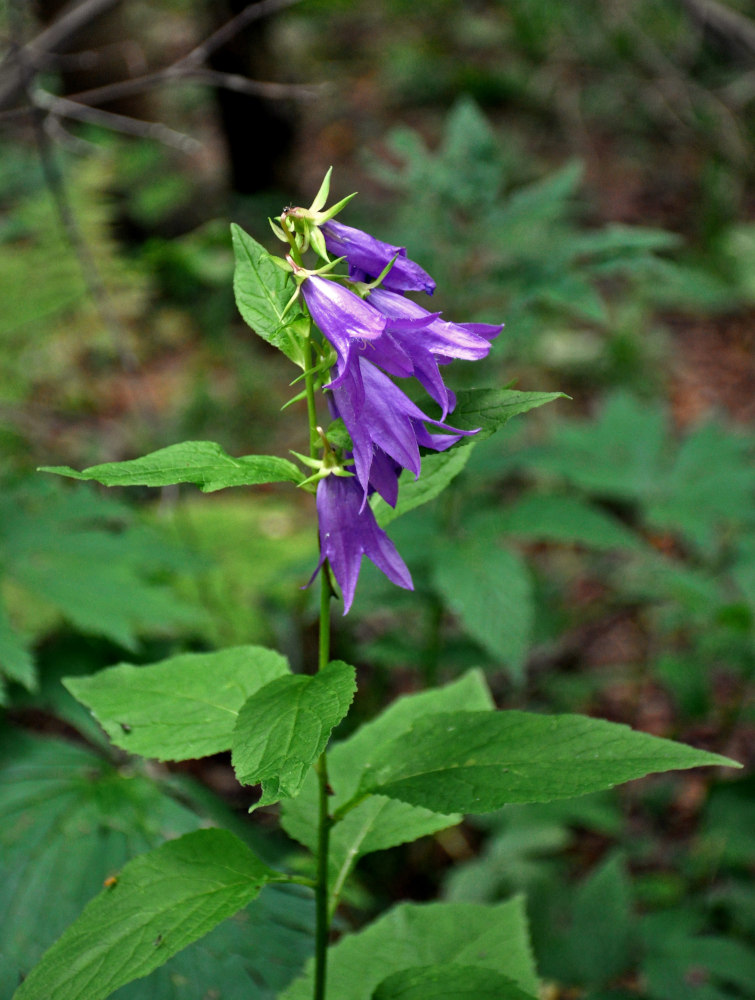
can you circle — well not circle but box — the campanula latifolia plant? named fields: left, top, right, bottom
left=21, top=170, right=740, bottom=1000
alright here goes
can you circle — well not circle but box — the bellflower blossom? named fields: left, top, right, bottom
left=330, top=357, right=476, bottom=507
left=312, top=473, right=413, bottom=614
left=301, top=275, right=386, bottom=406
left=321, top=219, right=435, bottom=295
left=366, top=287, right=503, bottom=419
left=296, top=197, right=503, bottom=611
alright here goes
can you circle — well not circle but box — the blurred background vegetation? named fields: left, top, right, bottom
left=1, top=1, right=753, bottom=997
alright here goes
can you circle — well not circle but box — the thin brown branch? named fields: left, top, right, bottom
left=63, top=65, right=323, bottom=108
left=179, top=0, right=304, bottom=69
left=34, top=88, right=201, bottom=152
left=0, top=0, right=123, bottom=107
left=676, top=0, right=755, bottom=63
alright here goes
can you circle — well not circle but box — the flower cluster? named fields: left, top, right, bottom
left=285, top=197, right=502, bottom=613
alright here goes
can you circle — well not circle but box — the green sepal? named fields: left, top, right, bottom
left=309, top=166, right=333, bottom=212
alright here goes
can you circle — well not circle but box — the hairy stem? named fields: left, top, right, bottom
left=302, top=329, right=333, bottom=1000
left=314, top=573, right=332, bottom=1000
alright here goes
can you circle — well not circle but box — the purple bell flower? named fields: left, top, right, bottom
left=301, top=275, right=386, bottom=404
left=321, top=220, right=436, bottom=295
left=311, top=474, right=413, bottom=614
left=330, top=357, right=477, bottom=507
left=366, top=287, right=502, bottom=419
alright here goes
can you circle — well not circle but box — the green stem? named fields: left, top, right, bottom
left=302, top=332, right=333, bottom=1000
left=314, top=573, right=332, bottom=1000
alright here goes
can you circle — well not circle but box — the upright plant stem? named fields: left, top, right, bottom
left=314, top=574, right=332, bottom=1000
left=302, top=326, right=332, bottom=1000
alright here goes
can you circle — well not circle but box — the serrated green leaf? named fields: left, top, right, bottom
left=281, top=672, right=493, bottom=907
left=13, top=828, right=284, bottom=1000
left=41, top=441, right=303, bottom=492
left=232, top=660, right=356, bottom=806
left=361, top=710, right=740, bottom=814
left=372, top=964, right=536, bottom=1000
left=431, top=533, right=533, bottom=680
left=0, top=732, right=313, bottom=1000
left=64, top=646, right=290, bottom=761
left=372, top=446, right=472, bottom=527
left=231, top=224, right=308, bottom=367
left=451, top=388, right=567, bottom=442
left=280, top=897, right=538, bottom=1000
left=499, top=494, right=644, bottom=551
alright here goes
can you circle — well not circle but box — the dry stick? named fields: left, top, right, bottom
left=0, top=0, right=124, bottom=108
left=677, top=0, right=755, bottom=63
left=0, top=0, right=320, bottom=132
left=34, top=87, right=201, bottom=152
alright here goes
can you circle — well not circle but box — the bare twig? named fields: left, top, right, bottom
left=0, top=0, right=123, bottom=107
left=34, top=87, right=201, bottom=152
left=0, top=0, right=318, bottom=146
left=676, top=0, right=755, bottom=63
left=179, top=0, right=303, bottom=69
left=60, top=65, right=323, bottom=109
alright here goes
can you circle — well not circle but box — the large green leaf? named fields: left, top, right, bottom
left=360, top=710, right=739, bottom=814
left=0, top=732, right=313, bottom=1000
left=231, top=660, right=356, bottom=807
left=281, top=672, right=493, bottom=907
left=14, top=828, right=284, bottom=1000
left=498, top=494, right=644, bottom=551
left=0, top=480, right=200, bottom=654
left=372, top=446, right=472, bottom=527
left=65, top=646, right=290, bottom=761
left=41, top=441, right=303, bottom=492
left=280, top=897, right=539, bottom=1000
left=231, top=224, right=308, bottom=367
left=451, top=388, right=567, bottom=441
left=431, top=530, right=533, bottom=681
left=372, top=964, right=535, bottom=1000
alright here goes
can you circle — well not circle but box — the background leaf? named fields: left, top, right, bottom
left=431, top=528, right=534, bottom=681
left=0, top=731, right=313, bottom=1000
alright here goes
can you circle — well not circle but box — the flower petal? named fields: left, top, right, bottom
left=322, top=220, right=436, bottom=295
